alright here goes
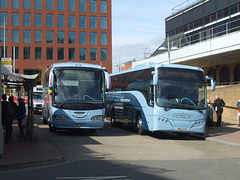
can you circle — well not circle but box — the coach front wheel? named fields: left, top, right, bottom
left=136, top=113, right=146, bottom=135
left=111, top=110, right=116, bottom=127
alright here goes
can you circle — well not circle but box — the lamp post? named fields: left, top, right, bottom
left=0, top=18, right=6, bottom=157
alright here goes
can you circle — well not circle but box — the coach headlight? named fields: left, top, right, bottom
left=52, top=114, right=68, bottom=120
left=91, top=115, right=105, bottom=120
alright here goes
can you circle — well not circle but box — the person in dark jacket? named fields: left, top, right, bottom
left=1, top=94, right=8, bottom=128
left=6, top=96, right=17, bottom=144
left=213, top=95, right=225, bottom=127
left=17, top=98, right=26, bottom=136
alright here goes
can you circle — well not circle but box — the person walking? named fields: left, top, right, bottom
left=1, top=94, right=8, bottom=128
left=213, top=95, right=225, bottom=127
left=17, top=97, right=26, bottom=136
left=206, top=99, right=214, bottom=128
left=237, top=99, right=240, bottom=126
left=6, top=96, right=17, bottom=144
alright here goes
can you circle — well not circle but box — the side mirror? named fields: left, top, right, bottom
left=152, top=71, right=158, bottom=86
left=206, top=76, right=216, bottom=91
left=104, top=71, right=111, bottom=90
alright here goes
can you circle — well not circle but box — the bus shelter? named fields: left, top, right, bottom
left=1, top=65, right=38, bottom=147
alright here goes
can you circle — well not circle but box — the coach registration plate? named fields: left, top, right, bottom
left=74, top=123, right=87, bottom=127
left=176, top=128, right=187, bottom=131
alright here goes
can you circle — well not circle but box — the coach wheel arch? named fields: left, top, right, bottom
left=136, top=111, right=146, bottom=135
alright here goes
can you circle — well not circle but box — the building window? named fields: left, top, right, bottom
left=101, top=0, right=107, bottom=13
left=69, top=48, right=75, bottom=61
left=24, top=47, right=31, bottom=60
left=24, top=13, right=31, bottom=26
left=24, top=30, right=31, bottom=43
left=69, top=31, right=75, bottom=44
left=46, top=0, right=53, bottom=10
left=90, top=48, right=97, bottom=61
left=0, top=0, right=7, bottom=8
left=12, top=30, right=19, bottom=43
left=230, top=4, right=239, bottom=15
left=12, top=13, right=19, bottom=26
left=58, top=14, right=64, bottom=27
left=101, top=49, right=107, bottom=61
left=101, top=17, right=107, bottom=29
left=12, top=46, right=19, bottom=60
left=46, top=47, right=53, bottom=60
left=58, top=48, right=64, bottom=60
left=79, top=48, right=86, bottom=61
left=101, top=33, right=107, bottom=45
left=0, top=46, right=7, bottom=58
left=46, top=31, right=53, bottom=43
left=12, top=0, right=19, bottom=9
left=234, top=64, right=240, bottom=82
left=90, top=0, right=96, bottom=13
left=35, top=14, right=42, bottom=27
left=68, top=0, right=75, bottom=11
left=0, top=29, right=7, bottom=42
left=35, top=47, right=42, bottom=60
left=57, top=0, right=64, bottom=11
left=79, top=32, right=86, bottom=44
left=35, top=0, right=42, bottom=10
left=0, top=12, right=7, bottom=25
left=24, top=0, right=31, bottom=9
left=90, top=16, right=97, bottom=29
left=79, top=0, right=86, bottom=12
left=68, top=15, right=75, bottom=28
left=57, top=31, right=64, bottom=44
left=46, top=14, right=53, bottom=27
left=79, top=16, right=86, bottom=28
left=90, top=32, right=97, bottom=45
left=35, top=30, right=42, bottom=43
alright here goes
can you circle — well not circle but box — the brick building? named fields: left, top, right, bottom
left=0, top=0, right=112, bottom=84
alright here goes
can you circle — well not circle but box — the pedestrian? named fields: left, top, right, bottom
left=17, top=97, right=26, bottom=136
left=206, top=99, right=214, bottom=128
left=1, top=94, right=8, bottom=128
left=237, top=99, right=240, bottom=126
left=213, top=95, right=225, bottom=127
left=6, top=96, right=17, bottom=144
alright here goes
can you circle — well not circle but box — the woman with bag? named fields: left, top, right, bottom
left=237, top=99, right=240, bottom=126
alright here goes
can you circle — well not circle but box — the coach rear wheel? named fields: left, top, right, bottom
left=111, top=110, right=116, bottom=127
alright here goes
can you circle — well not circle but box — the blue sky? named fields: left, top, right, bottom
left=112, top=0, right=194, bottom=72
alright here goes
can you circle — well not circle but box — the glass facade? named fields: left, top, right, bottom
left=58, top=15, right=64, bottom=27
left=46, top=0, right=53, bottom=10
left=58, top=47, right=64, bottom=60
left=12, top=30, right=19, bottom=43
left=69, top=31, right=75, bottom=44
left=46, top=14, right=53, bottom=27
left=90, top=16, right=97, bottom=29
left=12, top=13, right=19, bottom=26
left=24, top=0, right=31, bottom=10
left=46, top=31, right=53, bottom=43
left=35, top=47, right=42, bottom=60
left=57, top=0, right=64, bottom=11
left=46, top=47, right=53, bottom=60
left=90, top=48, right=97, bottom=61
left=24, top=13, right=31, bottom=26
left=68, top=0, right=75, bottom=12
left=35, top=30, right=42, bottom=43
left=68, top=15, right=75, bottom=28
left=12, top=0, right=19, bottom=9
left=69, top=48, right=75, bottom=60
left=24, top=30, right=31, bottom=43
left=79, top=48, right=86, bottom=61
left=79, top=16, right=86, bottom=28
left=35, top=14, right=42, bottom=27
left=35, top=0, right=42, bottom=10
left=24, top=47, right=31, bottom=60
left=58, top=31, right=64, bottom=44
left=79, top=32, right=86, bottom=44
left=79, top=0, right=86, bottom=12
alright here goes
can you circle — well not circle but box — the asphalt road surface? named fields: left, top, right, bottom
left=0, top=115, right=239, bottom=180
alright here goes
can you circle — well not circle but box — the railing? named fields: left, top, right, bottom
left=169, top=16, right=240, bottom=49
left=172, top=0, right=203, bottom=15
